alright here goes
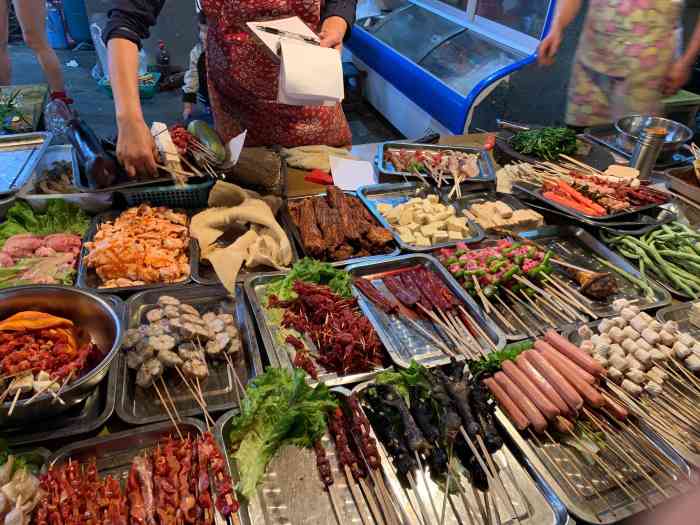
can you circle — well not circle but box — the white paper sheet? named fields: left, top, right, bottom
left=246, top=17, right=320, bottom=56
left=221, top=130, right=247, bottom=169
left=329, top=156, right=376, bottom=191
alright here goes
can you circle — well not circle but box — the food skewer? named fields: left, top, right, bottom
left=493, top=294, right=535, bottom=337
left=475, top=434, right=520, bottom=523
left=414, top=451, right=441, bottom=523
left=174, top=365, right=216, bottom=427
left=153, top=381, right=183, bottom=439
left=160, top=376, right=182, bottom=422
left=407, top=471, right=432, bottom=525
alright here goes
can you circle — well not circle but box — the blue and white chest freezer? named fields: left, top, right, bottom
left=347, top=0, right=555, bottom=137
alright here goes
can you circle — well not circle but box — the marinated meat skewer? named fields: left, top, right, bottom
left=383, top=275, right=420, bottom=307
left=353, top=278, right=399, bottom=314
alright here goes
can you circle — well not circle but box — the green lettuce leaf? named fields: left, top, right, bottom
left=265, top=257, right=352, bottom=301
left=0, top=201, right=90, bottom=249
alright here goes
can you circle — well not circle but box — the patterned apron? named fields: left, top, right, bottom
left=566, top=0, right=681, bottom=127
left=201, top=0, right=352, bottom=147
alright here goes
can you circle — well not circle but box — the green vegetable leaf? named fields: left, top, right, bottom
left=265, top=258, right=352, bottom=301
left=376, top=360, right=430, bottom=403
left=468, top=340, right=534, bottom=377
left=228, top=368, right=337, bottom=500
left=0, top=200, right=90, bottom=250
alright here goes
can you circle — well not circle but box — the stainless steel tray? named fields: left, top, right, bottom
left=346, top=254, right=506, bottom=368
left=192, top=233, right=300, bottom=286
left=351, top=380, right=569, bottom=525
left=496, top=409, right=693, bottom=524
left=245, top=272, right=389, bottom=386
left=666, top=165, right=700, bottom=204
left=563, top=317, right=700, bottom=468
left=116, top=284, right=263, bottom=425
left=281, top=191, right=401, bottom=268
left=445, top=190, right=540, bottom=235
left=76, top=208, right=194, bottom=295
left=19, top=145, right=114, bottom=213
left=215, top=406, right=378, bottom=525
left=48, top=419, right=235, bottom=523
left=513, top=181, right=667, bottom=222
left=375, top=142, right=496, bottom=182
left=356, top=182, right=485, bottom=252
left=0, top=131, right=53, bottom=197
left=445, top=226, right=671, bottom=340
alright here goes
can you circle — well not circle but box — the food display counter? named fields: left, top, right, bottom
left=348, top=0, right=555, bottom=137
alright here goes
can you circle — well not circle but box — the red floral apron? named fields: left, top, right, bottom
left=202, top=0, right=352, bottom=147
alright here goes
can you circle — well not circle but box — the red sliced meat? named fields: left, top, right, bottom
left=43, top=233, right=83, bottom=253
left=2, top=233, right=43, bottom=258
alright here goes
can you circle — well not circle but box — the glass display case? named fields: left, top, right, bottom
left=348, top=0, right=555, bottom=137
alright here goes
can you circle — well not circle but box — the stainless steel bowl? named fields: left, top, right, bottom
left=0, top=286, right=123, bottom=426
left=615, top=115, right=693, bottom=155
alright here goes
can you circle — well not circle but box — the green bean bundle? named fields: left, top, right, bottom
left=603, top=222, right=700, bottom=298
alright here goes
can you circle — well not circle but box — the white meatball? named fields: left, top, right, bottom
left=621, top=379, right=643, bottom=397
left=592, top=354, right=608, bottom=369
left=580, top=340, right=595, bottom=355
left=590, top=334, right=602, bottom=346
left=649, top=348, right=667, bottom=362
left=692, top=343, right=700, bottom=357
left=599, top=334, right=612, bottom=345
left=647, top=366, right=667, bottom=384
left=626, top=368, right=647, bottom=385
left=648, top=320, right=662, bottom=332
left=598, top=319, right=614, bottom=334
left=578, top=325, right=594, bottom=339
left=621, top=339, right=638, bottom=354
left=636, top=339, right=652, bottom=352
left=612, top=298, right=630, bottom=312
left=627, top=356, right=643, bottom=370
left=685, top=354, right=700, bottom=373
left=621, top=326, right=640, bottom=340
left=630, top=315, right=650, bottom=333
left=608, top=344, right=625, bottom=360
left=608, top=326, right=625, bottom=343
left=609, top=354, right=629, bottom=373
left=595, top=342, right=611, bottom=357
left=608, top=367, right=623, bottom=383
left=662, top=321, right=679, bottom=335
left=640, top=328, right=660, bottom=346
left=644, top=382, right=663, bottom=397
left=679, top=333, right=696, bottom=347
left=658, top=345, right=674, bottom=359
left=674, top=341, right=692, bottom=360
left=620, top=307, right=637, bottom=322
left=633, top=348, right=651, bottom=367
left=612, top=317, right=627, bottom=328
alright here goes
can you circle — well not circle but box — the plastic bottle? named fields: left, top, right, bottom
left=157, top=40, right=171, bottom=68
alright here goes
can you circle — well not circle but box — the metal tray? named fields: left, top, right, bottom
left=563, top=318, right=700, bottom=468
left=76, top=208, right=194, bottom=295
left=116, top=284, right=263, bottom=425
left=351, top=380, right=569, bottom=525
left=48, top=418, right=235, bottom=523
left=245, top=272, right=390, bottom=386
left=0, top=131, right=53, bottom=197
left=281, top=192, right=401, bottom=268
left=496, top=409, right=693, bottom=524
left=192, top=232, right=300, bottom=286
left=446, top=190, right=542, bottom=234
left=346, top=254, right=506, bottom=368
left=436, top=226, right=671, bottom=341
left=18, top=144, right=114, bottom=213
left=513, top=181, right=667, bottom=222
left=216, top=405, right=379, bottom=525
left=356, top=182, right=485, bottom=252
left=375, top=142, right=496, bottom=182
left=666, top=165, right=700, bottom=204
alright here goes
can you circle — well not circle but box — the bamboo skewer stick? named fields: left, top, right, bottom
left=405, top=316, right=456, bottom=357
left=8, top=387, right=21, bottom=416
left=493, top=294, right=535, bottom=337
left=343, top=465, right=371, bottom=525
left=154, top=381, right=184, bottom=439
left=482, top=491, right=492, bottom=525
left=498, top=453, right=530, bottom=520
left=439, top=443, right=454, bottom=525
left=358, top=475, right=386, bottom=525
left=414, top=451, right=440, bottom=524
left=448, top=465, right=478, bottom=525
left=514, top=275, right=580, bottom=322
left=503, top=288, right=550, bottom=327
left=0, top=378, right=16, bottom=405
left=407, top=472, right=432, bottom=525
left=490, top=491, right=503, bottom=525
left=475, top=435, right=519, bottom=523
left=160, top=376, right=182, bottom=422
left=542, top=283, right=587, bottom=322
left=472, top=487, right=490, bottom=525
left=472, top=276, right=491, bottom=315
left=529, top=430, right=589, bottom=503
left=458, top=306, right=497, bottom=353
left=519, top=290, right=556, bottom=327
left=174, top=365, right=216, bottom=427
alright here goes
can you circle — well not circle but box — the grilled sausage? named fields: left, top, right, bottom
left=523, top=350, right=583, bottom=413
left=553, top=416, right=574, bottom=434
left=544, top=330, right=606, bottom=378
left=534, top=340, right=596, bottom=385
left=536, top=344, right=605, bottom=408
left=494, top=372, right=547, bottom=434
left=602, top=393, right=629, bottom=421
left=515, top=353, right=571, bottom=417
left=483, top=377, right=529, bottom=431
left=502, top=360, right=560, bottom=421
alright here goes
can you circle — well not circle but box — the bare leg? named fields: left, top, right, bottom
left=0, top=0, right=10, bottom=85
left=13, top=0, right=64, bottom=92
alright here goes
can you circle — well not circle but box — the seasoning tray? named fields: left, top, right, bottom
left=346, top=254, right=506, bottom=368
left=356, top=181, right=485, bottom=252
left=496, top=409, right=693, bottom=524
left=76, top=209, right=194, bottom=296
left=48, top=419, right=236, bottom=524
left=375, top=142, right=496, bottom=182
left=191, top=231, right=300, bottom=286
left=245, top=272, right=389, bottom=387
left=513, top=181, right=667, bottom=222
left=216, top=405, right=380, bottom=525
left=0, top=131, right=53, bottom=197
left=116, top=284, right=263, bottom=425
left=563, top=318, right=700, bottom=468
left=281, top=191, right=401, bottom=268
left=453, top=226, right=671, bottom=340
left=351, top=381, right=569, bottom=525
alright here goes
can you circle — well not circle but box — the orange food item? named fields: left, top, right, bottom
left=0, top=310, right=74, bottom=331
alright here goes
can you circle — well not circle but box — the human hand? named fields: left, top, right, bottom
left=183, top=102, right=194, bottom=121
left=664, top=59, right=692, bottom=96
left=538, top=28, right=562, bottom=66
left=319, top=16, right=347, bottom=51
left=116, top=117, right=158, bottom=178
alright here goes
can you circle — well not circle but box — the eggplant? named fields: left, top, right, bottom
left=470, top=379, right=503, bottom=453
left=434, top=369, right=481, bottom=437
left=427, top=446, right=448, bottom=477
left=409, top=386, right=440, bottom=443
left=426, top=370, right=462, bottom=442
left=375, top=384, right=430, bottom=454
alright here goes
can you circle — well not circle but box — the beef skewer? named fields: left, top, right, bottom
left=353, top=277, right=399, bottom=314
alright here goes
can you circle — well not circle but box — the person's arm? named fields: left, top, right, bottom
left=319, top=0, right=357, bottom=50
left=182, top=44, right=202, bottom=119
left=537, top=0, right=583, bottom=66
left=665, top=20, right=700, bottom=95
left=105, top=0, right=165, bottom=177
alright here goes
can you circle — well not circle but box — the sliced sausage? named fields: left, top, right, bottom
left=515, top=353, right=571, bottom=417
left=544, top=329, right=606, bottom=378
left=494, top=371, right=547, bottom=434
left=523, top=350, right=583, bottom=413
left=603, top=393, right=629, bottom=421
left=534, top=340, right=596, bottom=385
left=537, top=344, right=605, bottom=408
left=502, top=360, right=560, bottom=420
left=553, top=416, right=574, bottom=434
left=483, top=377, right=529, bottom=431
